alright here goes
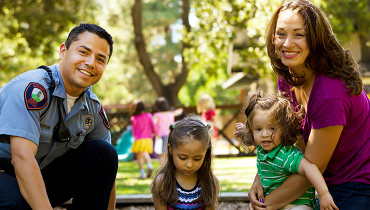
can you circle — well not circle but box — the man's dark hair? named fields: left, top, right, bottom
left=65, top=23, right=114, bottom=61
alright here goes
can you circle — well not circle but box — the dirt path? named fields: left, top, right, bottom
left=53, top=201, right=249, bottom=210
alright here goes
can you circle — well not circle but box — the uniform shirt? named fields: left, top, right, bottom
left=278, top=73, right=370, bottom=186
left=0, top=64, right=111, bottom=169
left=168, top=179, right=204, bottom=210
left=130, top=113, right=158, bottom=141
left=257, top=144, right=317, bottom=209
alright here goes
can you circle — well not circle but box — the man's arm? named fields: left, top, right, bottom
left=10, top=136, right=53, bottom=210
left=108, top=181, right=116, bottom=210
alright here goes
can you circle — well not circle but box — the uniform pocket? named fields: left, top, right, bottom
left=39, top=126, right=53, bottom=143
left=67, top=131, right=86, bottom=149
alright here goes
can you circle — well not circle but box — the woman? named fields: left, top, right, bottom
left=246, top=0, right=370, bottom=209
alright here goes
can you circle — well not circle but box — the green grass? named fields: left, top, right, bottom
left=116, top=156, right=257, bottom=195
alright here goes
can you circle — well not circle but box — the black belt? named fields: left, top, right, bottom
left=0, top=158, right=15, bottom=177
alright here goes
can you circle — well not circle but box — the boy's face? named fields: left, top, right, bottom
left=251, top=109, right=282, bottom=152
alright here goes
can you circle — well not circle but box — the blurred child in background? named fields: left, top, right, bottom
left=130, top=99, right=159, bottom=179
left=151, top=114, right=219, bottom=210
left=153, top=97, right=175, bottom=166
left=197, top=94, right=218, bottom=141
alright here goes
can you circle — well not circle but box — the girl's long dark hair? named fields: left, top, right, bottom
left=150, top=114, right=219, bottom=207
left=240, top=91, right=303, bottom=149
left=265, top=0, right=363, bottom=95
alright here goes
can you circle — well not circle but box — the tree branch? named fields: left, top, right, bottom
left=173, top=0, right=191, bottom=93
left=131, top=0, right=163, bottom=95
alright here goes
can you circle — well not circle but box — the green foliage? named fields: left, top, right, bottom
left=181, top=0, right=370, bottom=106
left=1, top=0, right=370, bottom=106
left=180, top=0, right=283, bottom=106
left=317, top=0, right=370, bottom=43
left=96, top=0, right=183, bottom=105
left=0, top=0, right=98, bottom=85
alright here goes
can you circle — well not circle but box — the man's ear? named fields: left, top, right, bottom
left=59, top=43, right=67, bottom=60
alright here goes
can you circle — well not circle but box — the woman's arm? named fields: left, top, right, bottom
left=260, top=125, right=343, bottom=210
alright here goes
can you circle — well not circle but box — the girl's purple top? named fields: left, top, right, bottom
left=130, top=113, right=158, bottom=141
left=153, top=112, right=175, bottom=137
left=278, top=73, right=370, bottom=186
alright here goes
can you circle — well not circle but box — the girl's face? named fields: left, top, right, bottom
left=274, top=9, right=309, bottom=72
left=251, top=109, right=282, bottom=153
left=170, top=138, right=207, bottom=177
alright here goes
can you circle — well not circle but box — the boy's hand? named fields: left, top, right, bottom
left=319, top=192, right=339, bottom=210
left=234, top=123, right=247, bottom=138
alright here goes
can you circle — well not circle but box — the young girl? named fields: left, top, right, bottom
left=234, top=91, right=338, bottom=210
left=130, top=99, right=159, bottom=179
left=152, top=97, right=175, bottom=166
left=197, top=94, right=218, bottom=141
left=151, top=114, right=219, bottom=210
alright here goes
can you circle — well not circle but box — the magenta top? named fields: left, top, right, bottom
left=153, top=112, right=175, bottom=137
left=130, top=113, right=159, bottom=141
left=278, top=73, right=370, bottom=186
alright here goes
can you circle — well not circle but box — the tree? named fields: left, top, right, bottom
left=131, top=0, right=189, bottom=107
left=179, top=0, right=283, bottom=106
left=0, top=0, right=98, bottom=85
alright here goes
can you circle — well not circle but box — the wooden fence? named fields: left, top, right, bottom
left=104, top=103, right=252, bottom=156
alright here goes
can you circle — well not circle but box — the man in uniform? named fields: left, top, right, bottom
left=0, top=23, right=118, bottom=210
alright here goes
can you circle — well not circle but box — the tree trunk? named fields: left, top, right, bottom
left=131, top=0, right=191, bottom=107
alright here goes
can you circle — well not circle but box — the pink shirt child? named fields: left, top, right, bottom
left=278, top=73, right=370, bottom=187
left=153, top=112, right=175, bottom=138
left=130, top=113, right=159, bottom=141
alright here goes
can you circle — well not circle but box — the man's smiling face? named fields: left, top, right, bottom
left=59, top=31, right=110, bottom=97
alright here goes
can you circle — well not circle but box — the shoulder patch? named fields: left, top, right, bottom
left=24, top=82, right=48, bottom=110
left=99, top=105, right=110, bottom=130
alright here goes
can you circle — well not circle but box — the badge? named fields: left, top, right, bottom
left=99, top=105, right=110, bottom=130
left=24, top=83, right=47, bottom=110
left=84, top=114, right=94, bottom=130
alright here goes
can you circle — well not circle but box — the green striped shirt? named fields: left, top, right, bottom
left=257, top=144, right=318, bottom=209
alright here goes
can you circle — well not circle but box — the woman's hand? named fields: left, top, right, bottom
left=234, top=123, right=247, bottom=138
left=248, top=174, right=266, bottom=210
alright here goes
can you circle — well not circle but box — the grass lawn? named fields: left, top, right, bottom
left=116, top=156, right=257, bottom=195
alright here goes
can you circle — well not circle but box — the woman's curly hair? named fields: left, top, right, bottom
left=240, top=91, right=303, bottom=150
